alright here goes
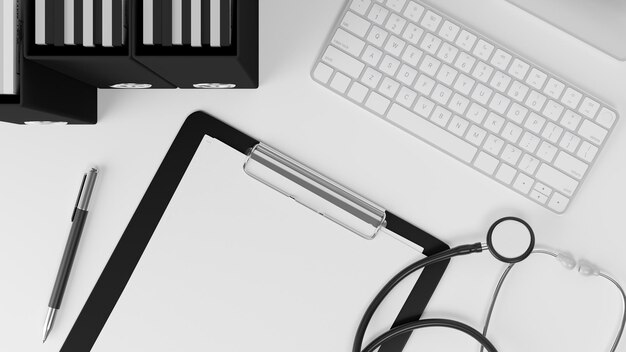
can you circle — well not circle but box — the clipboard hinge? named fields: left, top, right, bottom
left=244, top=144, right=386, bottom=240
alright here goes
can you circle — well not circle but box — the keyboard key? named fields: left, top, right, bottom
left=485, top=113, right=505, bottom=134
left=562, top=87, right=583, bottom=109
left=420, top=33, right=442, bottom=54
left=471, top=84, right=493, bottom=106
left=403, top=1, right=425, bottom=22
left=579, top=97, right=600, bottom=119
left=388, top=104, right=478, bottom=163
left=379, top=77, right=400, bottom=98
left=330, top=72, right=351, bottom=93
left=509, top=59, right=530, bottom=80
left=502, top=122, right=522, bottom=144
left=489, top=94, right=510, bottom=115
left=342, top=11, right=371, bottom=37
left=506, top=103, right=528, bottom=125
left=431, top=106, right=452, bottom=127
left=361, top=67, right=383, bottom=88
left=519, top=132, right=540, bottom=153
left=474, top=40, right=494, bottom=61
left=472, top=62, right=494, bottom=83
left=437, top=43, right=459, bottom=64
left=384, top=35, right=406, bottom=57
left=396, top=86, right=417, bottom=107
left=526, top=91, right=547, bottom=112
left=365, top=92, right=391, bottom=114
left=432, top=84, right=453, bottom=105
left=534, top=182, right=552, bottom=197
left=577, top=141, right=598, bottom=163
left=439, top=21, right=460, bottom=42
left=350, top=0, right=372, bottom=15
left=536, top=141, right=557, bottom=163
left=529, top=190, right=548, bottom=204
left=496, top=164, right=517, bottom=184
left=554, top=151, right=587, bottom=180
left=436, top=65, right=458, bottom=86
left=548, top=193, right=569, bottom=213
left=466, top=125, right=487, bottom=146
left=454, top=52, right=476, bottom=74
left=386, top=0, right=407, bottom=13
left=402, top=23, right=424, bottom=44
left=483, top=135, right=504, bottom=156
left=332, top=28, right=366, bottom=57
left=421, top=11, right=442, bottom=32
left=513, top=173, right=534, bottom=194
left=560, top=110, right=581, bottom=131
left=474, top=152, right=499, bottom=175
left=535, top=164, right=578, bottom=197
left=385, top=13, right=407, bottom=35
left=362, top=45, right=383, bottom=66
left=380, top=55, right=401, bottom=76
left=501, top=144, right=522, bottom=165
left=367, top=26, right=389, bottom=47
left=559, top=132, right=580, bottom=154
left=413, top=96, right=435, bottom=118
left=456, top=30, right=477, bottom=51
left=368, top=4, right=390, bottom=25
left=507, top=81, right=530, bottom=103
left=543, top=100, right=564, bottom=122
left=415, top=74, right=436, bottom=95
left=578, top=119, right=607, bottom=145
left=348, top=82, right=369, bottom=103
left=596, top=107, right=616, bottom=129
left=322, top=46, right=365, bottom=78
left=467, top=103, right=487, bottom=124
left=526, top=68, right=547, bottom=90
left=541, top=122, right=563, bottom=144
left=490, top=71, right=512, bottom=93
left=397, top=64, right=418, bottom=86
left=401, top=45, right=423, bottom=66
left=313, top=63, right=334, bottom=84
left=490, top=49, right=512, bottom=71
left=449, top=94, right=470, bottom=115
left=449, top=115, right=470, bottom=137
left=454, top=74, right=475, bottom=95
left=419, top=55, right=441, bottom=77
left=524, top=112, right=545, bottom=134
left=544, top=78, right=565, bottom=100
left=519, top=154, right=540, bottom=175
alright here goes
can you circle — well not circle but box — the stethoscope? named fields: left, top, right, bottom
left=354, top=217, right=626, bottom=352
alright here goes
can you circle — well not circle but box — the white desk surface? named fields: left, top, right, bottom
left=1, top=0, right=625, bottom=351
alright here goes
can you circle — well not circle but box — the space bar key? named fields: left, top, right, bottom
left=387, top=104, right=478, bottom=163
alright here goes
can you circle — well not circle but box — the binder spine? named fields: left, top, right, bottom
left=244, top=144, right=386, bottom=240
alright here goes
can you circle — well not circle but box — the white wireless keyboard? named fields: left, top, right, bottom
left=312, top=0, right=619, bottom=213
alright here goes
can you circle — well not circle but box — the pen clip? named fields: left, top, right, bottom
left=72, top=174, right=87, bottom=222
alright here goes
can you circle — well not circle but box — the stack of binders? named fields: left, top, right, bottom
left=0, top=0, right=258, bottom=125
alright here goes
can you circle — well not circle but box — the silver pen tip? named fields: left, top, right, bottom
left=42, top=308, right=56, bottom=344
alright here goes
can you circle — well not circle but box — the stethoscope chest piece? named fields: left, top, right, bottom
left=486, top=217, right=535, bottom=264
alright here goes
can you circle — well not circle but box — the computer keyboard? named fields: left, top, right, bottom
left=312, top=0, right=619, bottom=213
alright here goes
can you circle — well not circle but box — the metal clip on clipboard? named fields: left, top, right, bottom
left=244, top=143, right=386, bottom=240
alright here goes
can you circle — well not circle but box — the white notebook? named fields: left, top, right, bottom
left=90, top=136, right=425, bottom=351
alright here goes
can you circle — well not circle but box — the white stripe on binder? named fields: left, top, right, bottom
left=84, top=0, right=94, bottom=47
left=1, top=0, right=16, bottom=94
left=190, top=0, right=201, bottom=47
left=65, top=0, right=75, bottom=45
left=35, top=0, right=46, bottom=45
left=172, top=0, right=182, bottom=45
left=143, top=0, right=153, bottom=45
left=210, top=0, right=220, bottom=47
left=102, top=0, right=113, bottom=46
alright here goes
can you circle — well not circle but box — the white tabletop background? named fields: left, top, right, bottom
left=1, top=0, right=625, bottom=351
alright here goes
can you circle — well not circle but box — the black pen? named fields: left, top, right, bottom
left=42, top=168, right=98, bottom=343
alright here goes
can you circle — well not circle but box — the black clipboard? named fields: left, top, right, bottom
left=61, top=112, right=450, bottom=351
